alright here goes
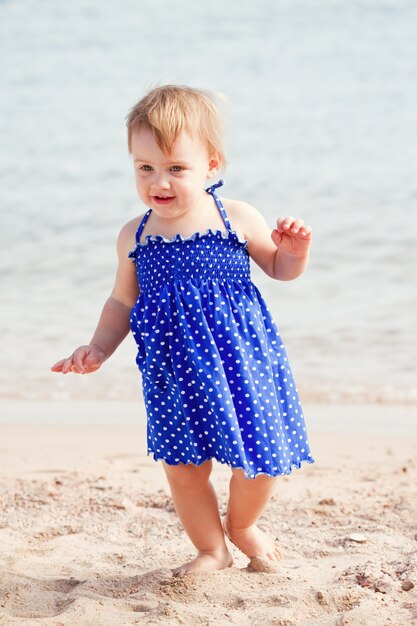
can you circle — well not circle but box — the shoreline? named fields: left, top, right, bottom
left=1, top=400, right=416, bottom=436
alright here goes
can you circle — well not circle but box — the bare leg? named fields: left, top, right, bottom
left=223, top=469, right=281, bottom=570
left=163, top=460, right=233, bottom=577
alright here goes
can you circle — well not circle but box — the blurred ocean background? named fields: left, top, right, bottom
left=1, top=0, right=416, bottom=413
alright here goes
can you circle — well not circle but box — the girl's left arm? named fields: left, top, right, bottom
left=237, top=202, right=312, bottom=281
left=269, top=215, right=312, bottom=280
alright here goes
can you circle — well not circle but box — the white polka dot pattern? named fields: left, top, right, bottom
left=128, top=182, right=314, bottom=478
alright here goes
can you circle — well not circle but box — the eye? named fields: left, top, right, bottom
left=170, top=165, right=183, bottom=172
left=139, top=164, right=153, bottom=171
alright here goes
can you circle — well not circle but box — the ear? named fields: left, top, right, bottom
left=206, top=152, right=222, bottom=179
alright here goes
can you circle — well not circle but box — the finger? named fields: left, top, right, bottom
left=51, top=359, right=66, bottom=372
left=61, top=356, right=75, bottom=375
left=289, top=219, right=304, bottom=234
left=72, top=349, right=87, bottom=374
left=276, top=216, right=295, bottom=232
left=277, top=217, right=312, bottom=238
left=298, top=224, right=312, bottom=238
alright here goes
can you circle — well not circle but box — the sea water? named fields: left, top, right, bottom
left=1, top=0, right=416, bottom=414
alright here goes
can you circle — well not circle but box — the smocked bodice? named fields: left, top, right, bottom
left=128, top=229, right=250, bottom=295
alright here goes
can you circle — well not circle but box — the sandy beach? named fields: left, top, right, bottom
left=0, top=403, right=416, bottom=626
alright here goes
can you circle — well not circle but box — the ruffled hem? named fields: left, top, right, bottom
left=128, top=228, right=248, bottom=259
left=147, top=449, right=315, bottom=480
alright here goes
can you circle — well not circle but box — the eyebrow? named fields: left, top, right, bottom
left=133, top=156, right=191, bottom=164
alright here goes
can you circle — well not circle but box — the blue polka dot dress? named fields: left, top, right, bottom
left=128, top=180, right=314, bottom=478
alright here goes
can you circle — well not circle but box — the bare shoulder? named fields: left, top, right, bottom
left=221, top=197, right=269, bottom=239
left=117, top=214, right=147, bottom=256
left=221, top=197, right=278, bottom=277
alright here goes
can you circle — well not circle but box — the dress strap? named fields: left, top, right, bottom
left=135, top=208, right=152, bottom=243
left=205, top=179, right=232, bottom=232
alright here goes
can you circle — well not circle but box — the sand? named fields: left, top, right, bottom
left=0, top=403, right=416, bottom=626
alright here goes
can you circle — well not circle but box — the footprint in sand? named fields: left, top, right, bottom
left=0, top=570, right=173, bottom=619
left=0, top=572, right=84, bottom=619
left=85, top=568, right=174, bottom=599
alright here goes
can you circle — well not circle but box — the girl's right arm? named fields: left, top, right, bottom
left=51, top=219, right=140, bottom=375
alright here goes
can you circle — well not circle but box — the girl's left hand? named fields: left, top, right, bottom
left=271, top=216, right=312, bottom=257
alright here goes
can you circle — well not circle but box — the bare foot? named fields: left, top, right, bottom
left=173, top=547, right=233, bottom=578
left=223, top=518, right=281, bottom=571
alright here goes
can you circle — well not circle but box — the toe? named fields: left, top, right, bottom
left=266, top=546, right=281, bottom=561
left=172, top=566, right=184, bottom=577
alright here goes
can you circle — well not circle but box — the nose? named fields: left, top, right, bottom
left=151, top=171, right=171, bottom=191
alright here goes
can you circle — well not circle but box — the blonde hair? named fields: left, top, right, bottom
left=126, top=85, right=226, bottom=164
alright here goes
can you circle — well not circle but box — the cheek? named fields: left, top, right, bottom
left=135, top=178, right=147, bottom=198
left=135, top=174, right=146, bottom=188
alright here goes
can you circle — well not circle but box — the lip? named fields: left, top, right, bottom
left=152, top=195, right=175, bottom=206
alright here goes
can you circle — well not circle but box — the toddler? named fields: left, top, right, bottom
left=52, top=85, right=314, bottom=577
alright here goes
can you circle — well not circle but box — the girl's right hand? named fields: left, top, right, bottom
left=51, top=344, right=106, bottom=375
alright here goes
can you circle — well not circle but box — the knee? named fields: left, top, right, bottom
left=230, top=470, right=277, bottom=495
left=163, top=459, right=212, bottom=488
left=231, top=469, right=275, bottom=485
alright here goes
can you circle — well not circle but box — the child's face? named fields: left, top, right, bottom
left=131, top=126, right=220, bottom=216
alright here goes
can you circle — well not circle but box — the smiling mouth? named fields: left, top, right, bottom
left=152, top=195, right=175, bottom=204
